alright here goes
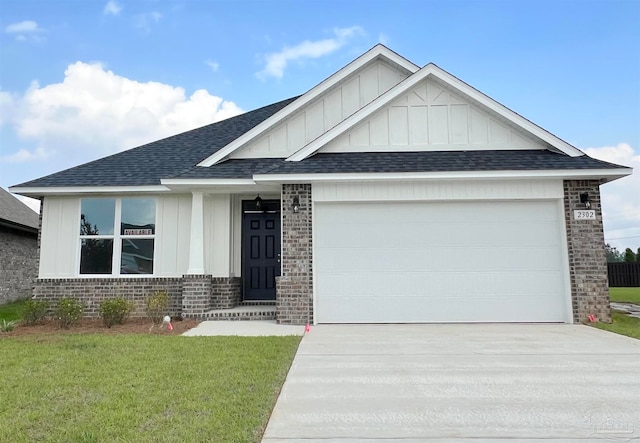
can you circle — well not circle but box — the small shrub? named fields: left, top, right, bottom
left=0, top=319, right=18, bottom=333
left=99, top=297, right=135, bottom=328
left=54, top=297, right=84, bottom=329
left=20, top=299, right=48, bottom=326
left=145, top=291, right=169, bottom=326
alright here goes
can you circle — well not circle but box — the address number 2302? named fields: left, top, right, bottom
left=574, top=210, right=596, bottom=220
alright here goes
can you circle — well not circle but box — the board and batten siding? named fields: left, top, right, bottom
left=39, top=197, right=79, bottom=278
left=204, top=194, right=232, bottom=277
left=230, top=59, right=409, bottom=159
left=39, top=194, right=199, bottom=278
left=313, top=179, right=564, bottom=203
left=320, top=78, right=546, bottom=153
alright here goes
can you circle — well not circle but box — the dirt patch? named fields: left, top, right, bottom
left=2, top=317, right=200, bottom=337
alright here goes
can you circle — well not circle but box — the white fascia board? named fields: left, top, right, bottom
left=160, top=178, right=256, bottom=186
left=253, top=168, right=632, bottom=183
left=287, top=64, right=584, bottom=162
left=9, top=185, right=171, bottom=196
left=197, top=44, right=420, bottom=168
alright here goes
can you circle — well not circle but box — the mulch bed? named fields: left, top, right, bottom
left=2, top=317, right=200, bottom=337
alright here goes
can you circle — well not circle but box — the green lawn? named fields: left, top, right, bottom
left=593, top=311, right=640, bottom=340
left=0, top=299, right=28, bottom=322
left=609, top=287, right=640, bottom=304
left=0, top=334, right=300, bottom=443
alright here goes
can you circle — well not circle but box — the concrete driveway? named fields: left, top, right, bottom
left=262, top=324, right=640, bottom=442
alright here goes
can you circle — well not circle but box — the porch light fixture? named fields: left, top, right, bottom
left=292, top=196, right=300, bottom=213
left=254, top=195, right=263, bottom=210
left=580, top=192, right=590, bottom=209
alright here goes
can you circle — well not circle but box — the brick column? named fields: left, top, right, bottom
left=182, top=274, right=212, bottom=318
left=276, top=184, right=313, bottom=325
left=564, top=180, right=610, bottom=323
left=210, top=277, right=241, bottom=309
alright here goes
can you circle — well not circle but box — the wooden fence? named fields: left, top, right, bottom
left=608, top=262, right=640, bottom=287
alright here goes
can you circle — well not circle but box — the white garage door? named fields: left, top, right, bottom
left=314, top=200, right=567, bottom=323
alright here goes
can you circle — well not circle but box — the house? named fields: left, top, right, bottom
left=0, top=187, right=39, bottom=304
left=10, top=45, right=632, bottom=324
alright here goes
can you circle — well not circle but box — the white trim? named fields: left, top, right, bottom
left=286, top=64, right=585, bottom=162
left=197, top=45, right=420, bottom=167
left=10, top=185, right=170, bottom=196
left=253, top=168, right=632, bottom=183
left=557, top=198, right=575, bottom=324
left=161, top=178, right=256, bottom=186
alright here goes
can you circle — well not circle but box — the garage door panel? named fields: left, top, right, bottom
left=315, top=200, right=567, bottom=323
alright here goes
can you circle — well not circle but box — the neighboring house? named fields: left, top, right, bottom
left=10, top=45, right=632, bottom=324
left=0, top=187, right=39, bottom=304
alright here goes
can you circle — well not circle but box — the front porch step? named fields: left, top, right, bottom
left=202, top=305, right=275, bottom=321
left=239, top=300, right=276, bottom=307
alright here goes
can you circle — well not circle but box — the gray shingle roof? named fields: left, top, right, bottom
left=13, top=97, right=298, bottom=188
left=172, top=150, right=624, bottom=179
left=0, top=187, right=39, bottom=231
left=12, top=95, right=627, bottom=190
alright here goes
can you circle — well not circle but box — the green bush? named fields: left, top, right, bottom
left=99, top=297, right=135, bottom=328
left=145, top=291, right=169, bottom=326
left=54, top=297, right=84, bottom=329
left=0, top=319, right=18, bottom=333
left=20, top=299, right=49, bottom=325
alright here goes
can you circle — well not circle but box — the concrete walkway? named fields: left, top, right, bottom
left=182, top=320, right=304, bottom=336
left=612, top=302, right=640, bottom=319
left=262, top=324, right=640, bottom=442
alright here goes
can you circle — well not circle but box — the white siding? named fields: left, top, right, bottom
left=320, top=78, right=546, bottom=153
left=39, top=197, right=79, bottom=278
left=231, top=60, right=409, bottom=159
left=204, top=194, right=232, bottom=277
left=313, top=179, right=563, bottom=203
left=155, top=194, right=191, bottom=277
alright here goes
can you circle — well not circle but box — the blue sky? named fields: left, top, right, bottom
left=0, top=0, right=638, bottom=250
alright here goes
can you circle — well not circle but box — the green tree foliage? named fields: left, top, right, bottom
left=623, top=248, right=637, bottom=263
left=605, top=243, right=624, bottom=262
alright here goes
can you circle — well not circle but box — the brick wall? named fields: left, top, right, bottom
left=564, top=180, right=610, bottom=323
left=0, top=226, right=38, bottom=304
left=276, top=184, right=313, bottom=325
left=211, top=277, right=241, bottom=309
left=182, top=274, right=212, bottom=318
left=32, top=277, right=182, bottom=318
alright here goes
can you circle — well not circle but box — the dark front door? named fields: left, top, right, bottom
left=242, top=201, right=281, bottom=300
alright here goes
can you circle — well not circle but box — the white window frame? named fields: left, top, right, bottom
left=78, top=197, right=157, bottom=277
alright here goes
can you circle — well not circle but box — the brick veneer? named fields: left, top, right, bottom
left=32, top=277, right=182, bottom=318
left=210, top=277, right=241, bottom=309
left=0, top=226, right=38, bottom=304
left=182, top=274, right=212, bottom=317
left=276, top=184, right=313, bottom=325
left=564, top=180, right=610, bottom=323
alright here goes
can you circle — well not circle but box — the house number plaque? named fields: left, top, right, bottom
left=574, top=210, right=596, bottom=220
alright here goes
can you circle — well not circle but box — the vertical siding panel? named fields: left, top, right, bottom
left=389, top=107, right=409, bottom=145
left=429, top=105, right=449, bottom=144
left=450, top=104, right=469, bottom=144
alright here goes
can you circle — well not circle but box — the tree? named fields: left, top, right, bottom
left=637, top=247, right=640, bottom=262
left=623, top=248, right=637, bottom=263
left=605, top=243, right=623, bottom=262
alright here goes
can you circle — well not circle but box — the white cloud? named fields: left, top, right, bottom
left=4, top=20, right=44, bottom=41
left=135, top=11, right=162, bottom=33
left=206, top=60, right=220, bottom=73
left=1, top=61, right=243, bottom=167
left=257, top=26, right=365, bottom=79
left=103, top=0, right=122, bottom=16
left=585, top=143, right=640, bottom=250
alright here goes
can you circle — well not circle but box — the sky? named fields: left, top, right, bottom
left=0, top=0, right=638, bottom=251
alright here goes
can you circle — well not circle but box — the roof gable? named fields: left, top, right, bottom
left=198, top=44, right=419, bottom=166
left=319, top=77, right=546, bottom=154
left=287, top=63, right=584, bottom=162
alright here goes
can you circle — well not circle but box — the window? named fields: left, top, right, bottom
left=79, top=198, right=156, bottom=275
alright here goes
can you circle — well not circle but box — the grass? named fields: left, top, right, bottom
left=0, top=299, right=28, bottom=322
left=593, top=311, right=640, bottom=340
left=609, top=287, right=640, bottom=304
left=0, top=334, right=301, bottom=442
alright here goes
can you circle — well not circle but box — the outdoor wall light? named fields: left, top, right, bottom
left=292, top=196, right=300, bottom=213
left=254, top=195, right=263, bottom=210
left=580, top=192, right=591, bottom=209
